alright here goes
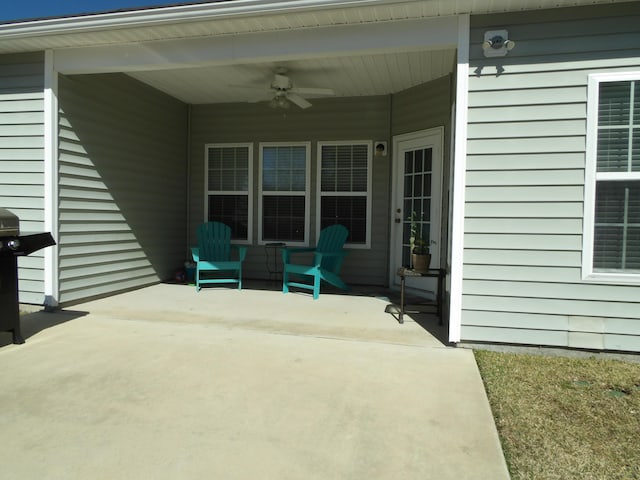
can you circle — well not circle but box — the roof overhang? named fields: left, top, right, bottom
left=1, top=0, right=636, bottom=104
left=0, top=0, right=635, bottom=54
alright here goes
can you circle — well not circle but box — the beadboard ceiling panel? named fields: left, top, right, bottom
left=126, top=49, right=456, bottom=104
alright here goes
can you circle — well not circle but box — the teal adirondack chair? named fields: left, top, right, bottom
left=191, top=222, right=247, bottom=291
left=281, top=224, right=350, bottom=300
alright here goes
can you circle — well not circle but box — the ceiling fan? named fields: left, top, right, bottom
left=241, top=68, right=335, bottom=109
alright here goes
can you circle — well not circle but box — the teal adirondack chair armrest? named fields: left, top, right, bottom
left=231, top=244, right=248, bottom=261
left=282, top=224, right=350, bottom=299
left=281, top=247, right=316, bottom=264
left=314, top=250, right=348, bottom=269
left=192, top=245, right=246, bottom=262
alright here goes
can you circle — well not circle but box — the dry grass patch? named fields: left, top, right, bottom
left=474, top=350, right=640, bottom=480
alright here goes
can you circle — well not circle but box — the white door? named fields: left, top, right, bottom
left=390, top=127, right=443, bottom=294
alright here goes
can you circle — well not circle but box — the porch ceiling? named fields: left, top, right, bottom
left=126, top=49, right=456, bottom=104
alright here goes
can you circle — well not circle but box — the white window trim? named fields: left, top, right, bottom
left=316, top=140, right=372, bottom=249
left=258, top=142, right=311, bottom=246
left=582, top=71, right=640, bottom=284
left=204, top=142, right=253, bottom=245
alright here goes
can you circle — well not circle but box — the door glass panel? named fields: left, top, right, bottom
left=405, top=152, right=414, bottom=174
left=413, top=175, right=422, bottom=197
left=402, top=147, right=433, bottom=267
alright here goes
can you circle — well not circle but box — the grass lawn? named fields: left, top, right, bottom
left=474, top=350, right=640, bottom=480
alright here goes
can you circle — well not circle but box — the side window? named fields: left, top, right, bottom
left=205, top=144, right=252, bottom=242
left=584, top=74, right=640, bottom=281
left=318, top=142, right=372, bottom=248
left=259, top=143, right=310, bottom=245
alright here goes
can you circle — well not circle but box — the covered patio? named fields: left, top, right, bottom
left=0, top=283, right=509, bottom=479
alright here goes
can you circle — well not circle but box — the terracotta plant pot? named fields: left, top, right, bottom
left=412, top=253, right=431, bottom=273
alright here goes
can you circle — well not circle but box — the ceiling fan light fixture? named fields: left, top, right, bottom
left=237, top=68, right=334, bottom=110
left=269, top=95, right=290, bottom=109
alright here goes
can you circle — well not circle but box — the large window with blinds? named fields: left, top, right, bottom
left=205, top=144, right=252, bottom=242
left=318, top=141, right=371, bottom=247
left=259, top=143, right=310, bottom=244
left=583, top=73, right=640, bottom=281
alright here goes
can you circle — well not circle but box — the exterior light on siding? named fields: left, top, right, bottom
left=375, top=142, right=387, bottom=157
left=482, top=29, right=515, bottom=57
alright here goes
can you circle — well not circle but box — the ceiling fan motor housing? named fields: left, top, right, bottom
left=272, top=73, right=292, bottom=91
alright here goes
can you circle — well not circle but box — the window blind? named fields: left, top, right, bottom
left=593, top=80, right=640, bottom=272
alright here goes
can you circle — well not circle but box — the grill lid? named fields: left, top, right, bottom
left=0, top=208, right=19, bottom=237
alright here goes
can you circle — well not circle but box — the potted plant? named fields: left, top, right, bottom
left=409, top=211, right=431, bottom=272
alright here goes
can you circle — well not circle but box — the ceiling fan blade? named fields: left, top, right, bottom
left=291, top=87, right=335, bottom=96
left=247, top=94, right=272, bottom=103
left=287, top=93, right=312, bottom=109
left=229, top=84, right=269, bottom=91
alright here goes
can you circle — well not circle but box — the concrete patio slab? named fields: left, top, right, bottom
left=0, top=283, right=510, bottom=479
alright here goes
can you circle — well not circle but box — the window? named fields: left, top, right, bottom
left=259, top=143, right=310, bottom=244
left=317, top=141, right=372, bottom=247
left=205, top=144, right=252, bottom=242
left=583, top=73, right=640, bottom=282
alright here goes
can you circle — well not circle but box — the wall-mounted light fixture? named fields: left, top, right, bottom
left=482, top=29, right=515, bottom=57
left=374, top=141, right=387, bottom=157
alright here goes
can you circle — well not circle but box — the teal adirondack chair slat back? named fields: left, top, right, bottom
left=198, top=222, right=231, bottom=261
left=316, top=224, right=349, bottom=271
left=191, top=221, right=246, bottom=291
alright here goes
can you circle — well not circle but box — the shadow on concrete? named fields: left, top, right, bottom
left=0, top=309, right=88, bottom=348
left=239, top=279, right=451, bottom=347
left=405, top=312, right=450, bottom=346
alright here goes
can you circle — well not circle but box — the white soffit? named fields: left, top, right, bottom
left=0, top=0, right=635, bottom=54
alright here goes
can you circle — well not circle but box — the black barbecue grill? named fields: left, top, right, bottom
left=0, top=208, right=56, bottom=344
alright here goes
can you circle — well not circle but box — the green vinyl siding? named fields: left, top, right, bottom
left=0, top=52, right=45, bottom=304
left=464, top=233, right=582, bottom=250
left=463, top=265, right=581, bottom=284
left=58, top=73, right=188, bottom=304
left=392, top=75, right=451, bottom=137
left=462, top=4, right=640, bottom=352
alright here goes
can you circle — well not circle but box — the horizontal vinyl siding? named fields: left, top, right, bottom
left=190, top=95, right=391, bottom=286
left=58, top=73, right=187, bottom=304
left=462, top=4, right=640, bottom=352
left=0, top=52, right=46, bottom=304
left=392, top=75, right=451, bottom=137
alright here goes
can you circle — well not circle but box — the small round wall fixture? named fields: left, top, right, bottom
left=482, top=29, right=515, bottom=57
left=375, top=141, right=387, bottom=157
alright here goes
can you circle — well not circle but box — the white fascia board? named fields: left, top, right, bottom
left=0, top=0, right=421, bottom=38
left=53, top=15, right=459, bottom=74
